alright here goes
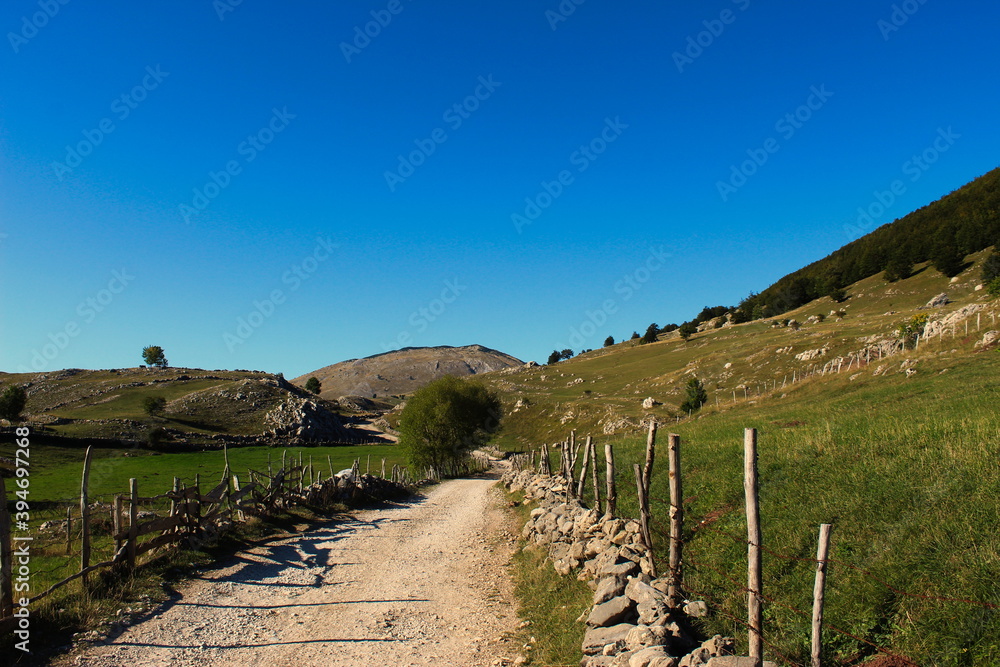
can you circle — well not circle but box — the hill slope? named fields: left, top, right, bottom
left=486, top=249, right=1000, bottom=665
left=0, top=367, right=362, bottom=447
left=293, top=344, right=524, bottom=400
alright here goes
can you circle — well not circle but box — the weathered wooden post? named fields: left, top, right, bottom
left=233, top=475, right=246, bottom=522
left=80, top=446, right=94, bottom=587
left=668, top=433, right=683, bottom=608
left=381, top=458, right=386, bottom=479
left=328, top=455, right=335, bottom=480
left=605, top=443, right=617, bottom=517
left=812, top=524, right=833, bottom=667
left=194, top=474, right=202, bottom=542
left=128, top=478, right=139, bottom=572
left=589, top=437, right=601, bottom=512
left=171, top=477, right=180, bottom=535
left=114, top=495, right=124, bottom=553
left=744, top=428, right=763, bottom=665
left=643, top=421, right=657, bottom=497
left=66, top=506, right=73, bottom=555
left=575, top=436, right=591, bottom=498
left=633, top=464, right=655, bottom=576
left=0, top=475, right=13, bottom=622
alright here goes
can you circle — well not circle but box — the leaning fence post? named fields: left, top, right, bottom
left=589, top=437, right=601, bottom=512
left=643, top=421, right=657, bottom=495
left=80, top=446, right=94, bottom=588
left=668, top=433, right=683, bottom=608
left=605, top=443, right=617, bottom=517
left=576, top=436, right=591, bottom=498
left=744, top=428, right=763, bottom=665
left=128, top=478, right=139, bottom=572
left=812, top=524, right=833, bottom=667
left=0, top=475, right=13, bottom=622
left=633, top=464, right=655, bottom=576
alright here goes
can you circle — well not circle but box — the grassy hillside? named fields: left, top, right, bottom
left=0, top=366, right=361, bottom=445
left=488, top=250, right=1000, bottom=666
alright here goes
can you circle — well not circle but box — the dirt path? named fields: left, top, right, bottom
left=62, top=477, right=522, bottom=667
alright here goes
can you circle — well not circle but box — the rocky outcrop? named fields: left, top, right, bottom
left=265, top=397, right=353, bottom=442
left=503, top=470, right=777, bottom=667
left=794, top=348, right=827, bottom=362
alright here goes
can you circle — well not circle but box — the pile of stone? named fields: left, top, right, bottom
left=301, top=473, right=408, bottom=506
left=503, top=470, right=776, bottom=667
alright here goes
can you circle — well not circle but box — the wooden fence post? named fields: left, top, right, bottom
left=233, top=475, right=245, bottom=522
left=194, top=474, right=202, bottom=541
left=633, top=464, right=655, bottom=576
left=114, top=495, right=124, bottom=554
left=328, top=455, right=335, bottom=480
left=668, top=433, right=683, bottom=608
left=812, top=524, right=833, bottom=667
left=381, top=458, right=386, bottom=479
left=80, top=446, right=94, bottom=588
left=66, top=507, right=73, bottom=555
left=744, top=428, right=763, bottom=665
left=643, top=421, right=657, bottom=499
left=170, top=478, right=180, bottom=535
left=589, top=437, right=601, bottom=513
left=576, top=436, right=591, bottom=498
left=605, top=443, right=616, bottom=517
left=0, top=475, right=13, bottom=622
left=128, top=478, right=138, bottom=572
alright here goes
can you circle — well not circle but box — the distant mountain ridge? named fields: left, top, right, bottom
left=292, top=344, right=523, bottom=400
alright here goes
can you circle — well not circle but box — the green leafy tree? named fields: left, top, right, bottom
left=679, top=378, right=707, bottom=414
left=0, top=385, right=28, bottom=421
left=560, top=349, right=575, bottom=360
left=987, top=276, right=1000, bottom=298
left=982, top=251, right=1000, bottom=283
left=305, top=377, right=322, bottom=394
left=931, top=231, right=965, bottom=277
left=142, top=396, right=166, bottom=416
left=547, top=350, right=561, bottom=365
left=641, top=323, right=659, bottom=344
left=828, top=287, right=847, bottom=303
left=883, top=254, right=912, bottom=282
left=142, top=345, right=168, bottom=368
left=398, top=377, right=502, bottom=477
left=603, top=335, right=615, bottom=347
left=678, top=322, right=697, bottom=341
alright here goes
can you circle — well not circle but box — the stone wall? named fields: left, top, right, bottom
left=502, top=469, right=776, bottom=667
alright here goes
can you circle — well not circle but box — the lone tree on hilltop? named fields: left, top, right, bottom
left=678, top=321, right=698, bottom=341
left=679, top=377, right=707, bottom=414
left=0, top=385, right=28, bottom=421
left=305, top=377, right=322, bottom=394
left=142, top=345, right=168, bottom=368
left=547, top=350, right=561, bottom=365
left=641, top=323, right=659, bottom=344
left=398, top=376, right=502, bottom=478
left=560, top=349, right=574, bottom=361
left=603, top=335, right=615, bottom=347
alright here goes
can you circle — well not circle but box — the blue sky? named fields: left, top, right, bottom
left=1, top=0, right=998, bottom=377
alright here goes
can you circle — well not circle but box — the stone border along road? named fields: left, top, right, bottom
left=57, top=475, right=523, bottom=667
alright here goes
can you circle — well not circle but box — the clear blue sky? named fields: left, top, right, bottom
left=2, top=0, right=998, bottom=377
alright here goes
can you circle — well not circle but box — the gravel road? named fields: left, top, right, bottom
left=61, top=477, right=522, bottom=667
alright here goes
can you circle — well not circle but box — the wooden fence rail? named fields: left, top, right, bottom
left=0, top=454, right=408, bottom=624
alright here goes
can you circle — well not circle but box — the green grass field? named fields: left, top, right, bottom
left=492, top=253, right=1000, bottom=666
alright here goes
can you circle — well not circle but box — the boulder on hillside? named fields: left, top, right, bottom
left=925, top=293, right=950, bottom=308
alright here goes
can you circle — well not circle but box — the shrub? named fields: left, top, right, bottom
left=142, top=396, right=167, bottom=416
left=982, top=251, right=1000, bottom=283
left=305, top=377, right=321, bottom=394
left=679, top=378, right=707, bottom=414
left=987, top=276, right=1000, bottom=298
left=0, top=385, right=28, bottom=421
left=398, top=376, right=501, bottom=477
left=678, top=322, right=698, bottom=341
left=603, top=336, right=615, bottom=347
